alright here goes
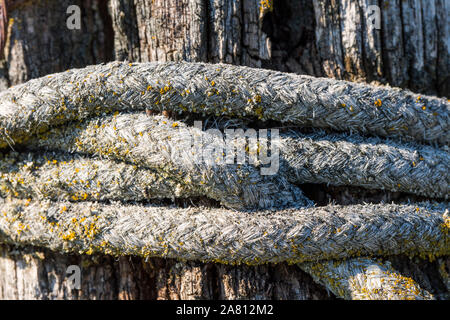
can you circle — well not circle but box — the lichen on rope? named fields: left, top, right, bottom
left=0, top=61, right=448, bottom=149
left=300, top=258, right=435, bottom=300
left=0, top=150, right=207, bottom=203
left=0, top=61, right=449, bottom=300
left=25, top=113, right=312, bottom=210
left=26, top=113, right=449, bottom=200
left=0, top=199, right=448, bottom=264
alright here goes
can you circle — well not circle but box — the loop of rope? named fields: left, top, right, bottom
left=0, top=62, right=448, bottom=299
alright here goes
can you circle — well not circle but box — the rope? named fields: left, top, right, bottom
left=300, top=258, right=435, bottom=300
left=0, top=61, right=448, bottom=148
left=0, top=150, right=207, bottom=203
left=21, top=113, right=449, bottom=201
left=0, top=199, right=448, bottom=264
left=0, top=61, right=449, bottom=300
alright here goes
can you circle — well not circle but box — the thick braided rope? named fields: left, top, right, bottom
left=22, top=114, right=311, bottom=210
left=0, top=61, right=448, bottom=149
left=300, top=258, right=434, bottom=300
left=25, top=113, right=449, bottom=200
left=0, top=151, right=208, bottom=203
left=282, top=132, right=449, bottom=199
left=0, top=198, right=448, bottom=264
left=438, top=258, right=450, bottom=294
left=0, top=62, right=449, bottom=299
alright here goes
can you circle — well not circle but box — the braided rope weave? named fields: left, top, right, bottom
left=1, top=199, right=448, bottom=264
left=21, top=113, right=449, bottom=201
left=300, top=258, right=436, bottom=300
left=0, top=61, right=449, bottom=300
left=0, top=61, right=448, bottom=147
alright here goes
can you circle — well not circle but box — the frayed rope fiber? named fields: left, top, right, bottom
left=0, top=150, right=208, bottom=203
left=0, top=61, right=448, bottom=148
left=0, top=61, right=449, bottom=300
left=0, top=199, right=448, bottom=264
left=300, top=258, right=435, bottom=300
left=23, top=113, right=450, bottom=202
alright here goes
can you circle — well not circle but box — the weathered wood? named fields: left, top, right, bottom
left=4, top=0, right=113, bottom=85
left=2, top=0, right=448, bottom=96
left=108, top=0, right=271, bottom=66
left=0, top=244, right=334, bottom=300
left=436, top=0, right=450, bottom=96
left=313, top=0, right=345, bottom=79
left=0, top=0, right=6, bottom=59
left=135, top=0, right=207, bottom=62
left=339, top=0, right=366, bottom=82
left=0, top=59, right=7, bottom=90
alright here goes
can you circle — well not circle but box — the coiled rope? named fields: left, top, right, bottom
left=0, top=61, right=448, bottom=300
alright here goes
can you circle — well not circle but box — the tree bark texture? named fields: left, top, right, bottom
left=265, top=0, right=449, bottom=97
left=0, top=0, right=448, bottom=300
left=3, top=0, right=113, bottom=86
